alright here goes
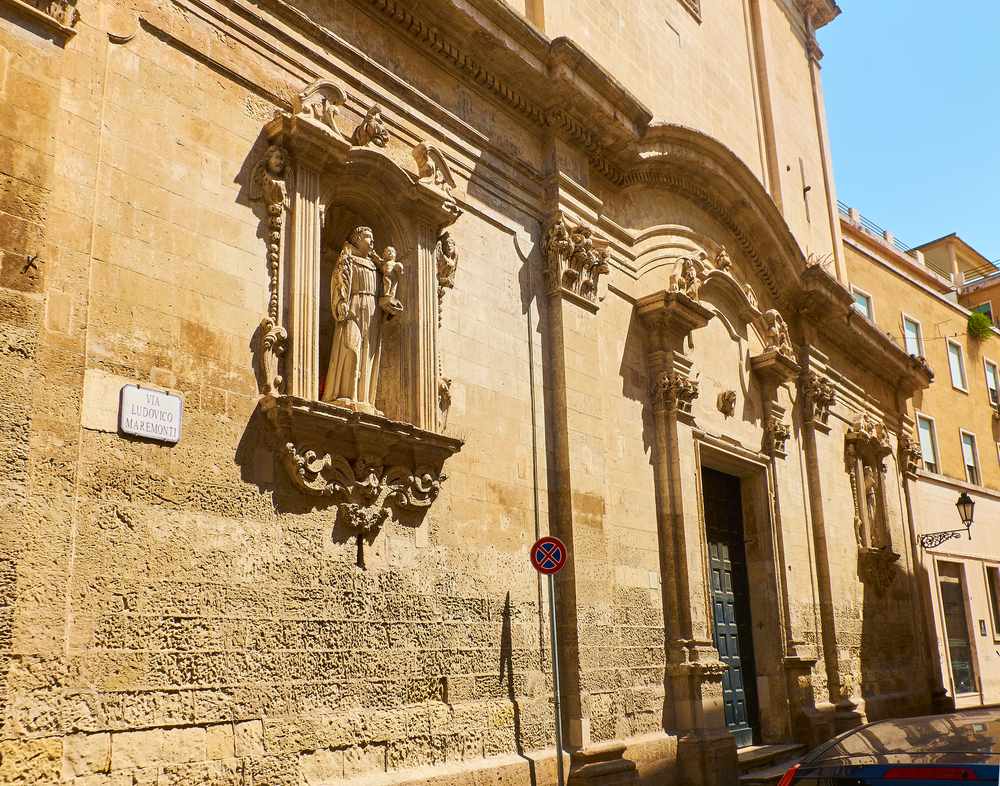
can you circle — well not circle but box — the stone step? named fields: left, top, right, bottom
left=737, top=743, right=806, bottom=774
left=738, top=757, right=801, bottom=786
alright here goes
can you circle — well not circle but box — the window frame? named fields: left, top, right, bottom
left=947, top=339, right=969, bottom=392
left=850, top=285, right=874, bottom=321
left=960, top=429, right=982, bottom=486
left=973, top=301, right=994, bottom=322
left=985, top=358, right=1000, bottom=408
left=902, top=313, right=925, bottom=358
left=916, top=412, right=940, bottom=475
left=985, top=564, right=1000, bottom=644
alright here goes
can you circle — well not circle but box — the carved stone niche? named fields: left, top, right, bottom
left=250, top=79, right=463, bottom=562
left=845, top=413, right=899, bottom=586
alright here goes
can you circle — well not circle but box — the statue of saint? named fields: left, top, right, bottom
left=321, top=226, right=403, bottom=413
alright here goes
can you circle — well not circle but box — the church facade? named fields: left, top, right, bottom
left=0, top=0, right=940, bottom=784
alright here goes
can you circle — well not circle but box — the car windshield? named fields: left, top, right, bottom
left=812, top=709, right=1000, bottom=765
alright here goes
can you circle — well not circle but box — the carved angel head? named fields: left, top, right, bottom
left=264, top=144, right=288, bottom=176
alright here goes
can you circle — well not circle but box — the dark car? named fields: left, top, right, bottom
left=779, top=708, right=1000, bottom=784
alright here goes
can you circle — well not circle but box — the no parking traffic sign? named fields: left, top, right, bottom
left=530, top=536, right=567, bottom=575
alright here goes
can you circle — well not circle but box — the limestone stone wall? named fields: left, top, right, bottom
left=0, top=1, right=936, bottom=785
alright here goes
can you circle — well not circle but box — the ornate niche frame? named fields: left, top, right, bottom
left=250, top=80, right=463, bottom=562
left=845, top=412, right=900, bottom=593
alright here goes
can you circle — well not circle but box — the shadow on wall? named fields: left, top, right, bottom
left=858, top=556, right=934, bottom=723
left=618, top=309, right=656, bottom=461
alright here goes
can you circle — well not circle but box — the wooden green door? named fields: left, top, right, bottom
left=703, top=468, right=760, bottom=749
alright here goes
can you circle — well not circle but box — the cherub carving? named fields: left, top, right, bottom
left=292, top=80, right=347, bottom=135
left=763, top=308, right=794, bottom=359
left=714, top=246, right=733, bottom=272
left=249, top=144, right=290, bottom=208
left=352, top=104, right=390, bottom=147
left=414, top=142, right=457, bottom=196
left=669, top=257, right=702, bottom=300
left=435, top=232, right=459, bottom=292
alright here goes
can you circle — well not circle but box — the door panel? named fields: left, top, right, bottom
left=702, top=468, right=760, bottom=748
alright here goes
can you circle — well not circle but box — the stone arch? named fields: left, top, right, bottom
left=604, top=123, right=809, bottom=310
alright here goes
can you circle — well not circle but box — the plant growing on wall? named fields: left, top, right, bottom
left=968, top=311, right=994, bottom=341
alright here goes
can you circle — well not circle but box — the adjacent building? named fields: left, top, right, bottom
left=0, top=1, right=969, bottom=785
left=842, top=206, right=1000, bottom=712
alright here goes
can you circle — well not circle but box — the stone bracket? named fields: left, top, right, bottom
left=636, top=290, right=714, bottom=353
left=260, top=394, right=462, bottom=563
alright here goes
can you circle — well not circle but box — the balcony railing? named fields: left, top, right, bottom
left=838, top=200, right=952, bottom=280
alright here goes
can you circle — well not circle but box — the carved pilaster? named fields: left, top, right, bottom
left=435, top=231, right=459, bottom=326
left=289, top=165, right=323, bottom=399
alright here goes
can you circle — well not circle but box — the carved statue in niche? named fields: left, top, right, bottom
left=352, top=104, right=390, bottom=148
left=864, top=464, right=879, bottom=545
left=669, top=257, right=702, bottom=300
left=321, top=227, right=403, bottom=412
left=764, top=308, right=794, bottom=359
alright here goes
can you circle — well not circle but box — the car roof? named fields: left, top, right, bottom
left=807, top=708, right=1000, bottom=764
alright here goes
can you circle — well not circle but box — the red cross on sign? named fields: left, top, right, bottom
left=530, top=536, right=567, bottom=575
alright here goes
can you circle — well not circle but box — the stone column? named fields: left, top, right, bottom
left=636, top=291, right=736, bottom=786
left=288, top=164, right=323, bottom=400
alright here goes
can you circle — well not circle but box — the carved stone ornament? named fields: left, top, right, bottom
left=291, top=80, right=347, bottom=137
left=435, top=231, right=459, bottom=325
left=763, top=415, right=791, bottom=457
left=261, top=395, right=462, bottom=565
left=802, top=371, right=836, bottom=428
left=351, top=104, right=390, bottom=148
left=857, top=546, right=899, bottom=596
left=713, top=246, right=733, bottom=273
left=250, top=144, right=291, bottom=394
left=846, top=412, right=892, bottom=460
left=900, top=430, right=922, bottom=477
left=763, top=308, right=794, bottom=359
left=413, top=142, right=457, bottom=198
left=669, top=256, right=703, bottom=300
left=717, top=390, right=737, bottom=418
left=5, top=0, right=79, bottom=36
left=543, top=213, right=611, bottom=308
left=652, top=371, right=699, bottom=415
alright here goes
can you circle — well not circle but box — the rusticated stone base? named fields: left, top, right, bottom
left=568, top=740, right=638, bottom=786
left=676, top=730, right=737, bottom=786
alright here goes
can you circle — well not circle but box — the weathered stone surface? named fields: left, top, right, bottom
left=0, top=1, right=939, bottom=785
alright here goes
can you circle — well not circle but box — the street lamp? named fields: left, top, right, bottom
left=920, top=491, right=976, bottom=549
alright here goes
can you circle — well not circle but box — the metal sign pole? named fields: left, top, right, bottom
left=548, top=572, right=565, bottom=786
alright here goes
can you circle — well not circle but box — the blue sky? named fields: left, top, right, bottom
left=818, top=1, right=999, bottom=262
